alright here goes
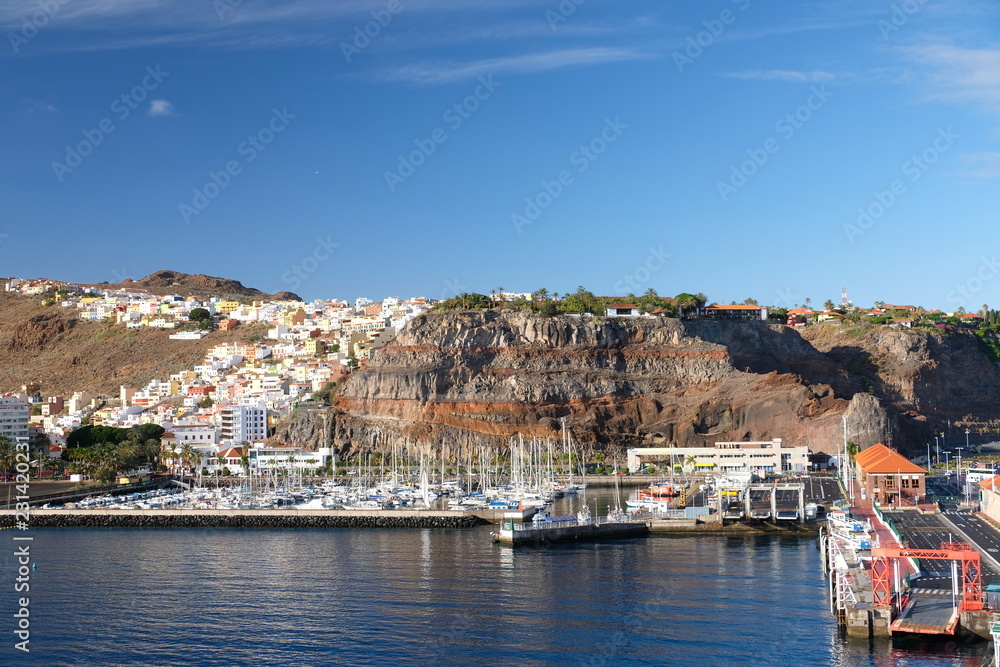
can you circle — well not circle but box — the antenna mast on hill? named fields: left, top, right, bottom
left=841, top=287, right=849, bottom=308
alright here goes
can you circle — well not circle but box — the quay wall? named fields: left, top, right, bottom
left=0, top=509, right=489, bottom=529
left=647, top=519, right=821, bottom=536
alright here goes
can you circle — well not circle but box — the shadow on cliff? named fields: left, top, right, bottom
left=680, top=320, right=858, bottom=397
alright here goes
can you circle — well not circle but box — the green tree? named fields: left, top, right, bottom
left=675, top=293, right=698, bottom=317
left=562, top=286, right=601, bottom=315
left=824, top=299, right=836, bottom=312
left=635, top=288, right=677, bottom=316
left=0, top=435, right=13, bottom=479
left=189, top=307, right=211, bottom=323
left=199, top=396, right=214, bottom=408
left=538, top=300, right=558, bottom=317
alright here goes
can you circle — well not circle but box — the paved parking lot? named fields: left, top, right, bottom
left=883, top=509, right=1000, bottom=590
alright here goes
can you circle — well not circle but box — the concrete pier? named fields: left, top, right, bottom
left=0, top=508, right=490, bottom=529
left=494, top=520, right=649, bottom=546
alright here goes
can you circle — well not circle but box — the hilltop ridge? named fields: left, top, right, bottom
left=83, top=269, right=302, bottom=302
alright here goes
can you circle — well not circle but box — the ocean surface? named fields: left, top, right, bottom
left=1, top=493, right=989, bottom=666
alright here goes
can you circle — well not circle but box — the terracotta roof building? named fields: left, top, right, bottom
left=979, top=476, right=1000, bottom=524
left=854, top=443, right=927, bottom=507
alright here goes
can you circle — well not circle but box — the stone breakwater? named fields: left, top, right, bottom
left=2, top=509, right=490, bottom=529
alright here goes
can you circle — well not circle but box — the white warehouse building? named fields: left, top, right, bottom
left=626, top=439, right=809, bottom=475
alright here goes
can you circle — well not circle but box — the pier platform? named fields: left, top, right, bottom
left=493, top=519, right=649, bottom=546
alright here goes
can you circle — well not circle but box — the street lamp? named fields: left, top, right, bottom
left=957, top=446, right=965, bottom=504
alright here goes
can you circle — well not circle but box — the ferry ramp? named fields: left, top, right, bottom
left=892, top=591, right=959, bottom=634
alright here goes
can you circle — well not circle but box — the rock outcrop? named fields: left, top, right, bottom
left=273, top=312, right=991, bottom=459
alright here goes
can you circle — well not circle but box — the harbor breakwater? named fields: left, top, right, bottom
left=2, top=509, right=490, bottom=529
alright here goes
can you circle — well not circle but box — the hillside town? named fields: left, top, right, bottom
left=1, top=276, right=436, bottom=477
left=2, top=277, right=997, bottom=482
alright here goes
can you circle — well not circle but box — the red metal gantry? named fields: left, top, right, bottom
left=871, top=541, right=983, bottom=612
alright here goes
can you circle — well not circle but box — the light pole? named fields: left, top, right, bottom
left=966, top=427, right=970, bottom=453
left=945, top=452, right=950, bottom=479
left=957, top=447, right=965, bottom=503
left=935, top=436, right=940, bottom=469
left=927, top=442, right=931, bottom=467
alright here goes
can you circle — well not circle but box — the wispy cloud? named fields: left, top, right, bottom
left=959, top=152, right=1000, bottom=179
left=147, top=99, right=175, bottom=116
left=898, top=43, right=1000, bottom=115
left=375, top=47, right=653, bottom=85
left=25, top=100, right=56, bottom=114
left=723, top=69, right=837, bottom=83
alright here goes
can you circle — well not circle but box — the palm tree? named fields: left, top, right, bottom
left=179, top=444, right=197, bottom=476
left=188, top=448, right=203, bottom=476
left=0, top=435, right=13, bottom=479
left=533, top=288, right=549, bottom=303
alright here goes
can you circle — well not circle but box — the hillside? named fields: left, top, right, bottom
left=82, top=269, right=301, bottom=302
left=0, top=291, right=268, bottom=396
left=271, top=312, right=1000, bottom=460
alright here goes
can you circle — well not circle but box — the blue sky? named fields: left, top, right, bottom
left=2, top=0, right=999, bottom=309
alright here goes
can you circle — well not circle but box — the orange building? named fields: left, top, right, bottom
left=855, top=443, right=927, bottom=506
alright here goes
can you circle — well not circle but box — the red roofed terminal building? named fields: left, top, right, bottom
left=854, top=443, right=927, bottom=507
left=979, top=476, right=1000, bottom=524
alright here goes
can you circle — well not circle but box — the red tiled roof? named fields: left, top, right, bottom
left=979, top=475, right=1000, bottom=491
left=855, top=443, right=926, bottom=475
left=706, top=304, right=762, bottom=310
left=607, top=304, right=638, bottom=309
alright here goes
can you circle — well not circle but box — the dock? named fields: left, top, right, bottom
left=823, top=477, right=997, bottom=642
left=492, top=516, right=649, bottom=546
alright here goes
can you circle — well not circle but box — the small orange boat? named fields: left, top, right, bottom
left=638, top=482, right=679, bottom=499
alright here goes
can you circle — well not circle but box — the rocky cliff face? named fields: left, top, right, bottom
left=272, top=312, right=977, bottom=459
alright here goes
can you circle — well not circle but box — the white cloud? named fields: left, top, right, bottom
left=147, top=99, right=174, bottom=116
left=959, top=152, right=1000, bottom=179
left=375, top=47, right=653, bottom=85
left=26, top=100, right=57, bottom=114
left=898, top=43, right=1000, bottom=115
left=723, top=70, right=837, bottom=83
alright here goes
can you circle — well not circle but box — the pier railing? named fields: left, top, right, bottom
left=508, top=514, right=644, bottom=531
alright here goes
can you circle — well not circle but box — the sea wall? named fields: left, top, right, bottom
left=3, top=509, right=489, bottom=529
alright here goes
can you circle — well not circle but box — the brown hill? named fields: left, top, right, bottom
left=85, top=270, right=301, bottom=302
left=0, top=291, right=268, bottom=397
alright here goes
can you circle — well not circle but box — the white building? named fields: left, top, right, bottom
left=0, top=396, right=30, bottom=445
left=626, top=439, right=809, bottom=475
left=249, top=446, right=334, bottom=472
left=220, top=402, right=268, bottom=445
left=605, top=303, right=640, bottom=318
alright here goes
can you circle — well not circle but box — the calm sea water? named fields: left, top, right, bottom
left=0, top=495, right=989, bottom=666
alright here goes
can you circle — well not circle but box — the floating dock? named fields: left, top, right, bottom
left=492, top=518, right=649, bottom=546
